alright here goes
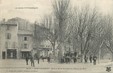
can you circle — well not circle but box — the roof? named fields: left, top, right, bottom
left=1, top=23, right=17, bottom=26
left=6, top=17, right=33, bottom=31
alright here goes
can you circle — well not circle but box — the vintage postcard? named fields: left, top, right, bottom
left=0, top=0, right=113, bottom=73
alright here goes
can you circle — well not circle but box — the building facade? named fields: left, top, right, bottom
left=18, top=30, right=33, bottom=59
left=0, top=17, right=53, bottom=59
left=0, top=23, right=18, bottom=59
left=0, top=18, right=34, bottom=59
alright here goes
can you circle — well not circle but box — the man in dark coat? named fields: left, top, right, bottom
left=74, top=52, right=77, bottom=57
left=25, top=54, right=29, bottom=65
left=84, top=55, right=88, bottom=63
left=73, top=56, right=77, bottom=63
left=89, top=55, right=93, bottom=63
left=73, top=52, right=77, bottom=63
left=93, top=55, right=97, bottom=65
left=29, top=55, right=35, bottom=67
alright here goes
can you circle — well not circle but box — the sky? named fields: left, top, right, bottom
left=0, top=0, right=113, bottom=23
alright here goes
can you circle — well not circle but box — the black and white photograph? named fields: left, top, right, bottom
left=0, top=0, right=113, bottom=73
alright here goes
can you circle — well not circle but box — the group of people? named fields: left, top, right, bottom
left=25, top=51, right=97, bottom=67
left=25, top=52, right=41, bottom=67
left=25, top=53, right=35, bottom=67
left=60, top=52, right=97, bottom=65
left=61, top=52, right=77, bottom=63
left=25, top=51, right=52, bottom=67
left=84, top=55, right=97, bottom=65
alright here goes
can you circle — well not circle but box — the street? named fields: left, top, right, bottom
left=0, top=59, right=112, bottom=73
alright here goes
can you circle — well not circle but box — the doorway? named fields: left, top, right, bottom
left=2, top=52, right=5, bottom=59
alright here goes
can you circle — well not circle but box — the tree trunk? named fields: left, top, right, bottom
left=80, top=37, right=84, bottom=62
left=58, top=43, right=63, bottom=63
left=98, top=48, right=101, bottom=63
left=81, top=54, right=84, bottom=63
left=52, top=43, right=56, bottom=62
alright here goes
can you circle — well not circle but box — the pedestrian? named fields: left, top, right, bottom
left=67, top=52, right=70, bottom=63
left=93, top=55, right=97, bottom=65
left=47, top=56, right=50, bottom=63
left=73, top=52, right=77, bottom=63
left=25, top=54, right=29, bottom=65
left=34, top=51, right=40, bottom=64
left=89, top=55, right=93, bottom=63
left=29, top=55, right=35, bottom=67
left=84, top=55, right=88, bottom=63
left=74, top=52, right=77, bottom=57
left=73, top=56, right=77, bottom=63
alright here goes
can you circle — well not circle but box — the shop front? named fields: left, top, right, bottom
left=7, top=49, right=17, bottom=59
left=20, top=49, right=31, bottom=59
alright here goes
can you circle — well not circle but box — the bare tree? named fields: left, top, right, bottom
left=102, top=15, right=113, bottom=61
left=37, top=0, right=72, bottom=62
left=71, top=6, right=101, bottom=62
left=40, top=13, right=73, bottom=62
left=52, top=0, right=72, bottom=62
left=38, top=1, right=113, bottom=63
left=84, top=15, right=113, bottom=61
left=39, top=15, right=59, bottom=61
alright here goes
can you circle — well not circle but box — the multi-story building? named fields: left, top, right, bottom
left=0, top=17, right=34, bottom=59
left=0, top=23, right=18, bottom=59
left=18, top=30, right=33, bottom=59
left=0, top=17, right=52, bottom=59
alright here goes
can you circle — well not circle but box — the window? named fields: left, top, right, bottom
left=7, top=26, right=10, bottom=30
left=5, top=42, right=10, bottom=49
left=5, top=42, right=8, bottom=48
left=6, top=33, right=11, bottom=39
left=24, top=37, right=28, bottom=41
left=24, top=44, right=27, bottom=49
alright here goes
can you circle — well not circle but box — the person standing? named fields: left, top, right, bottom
left=25, top=54, right=29, bottom=65
left=73, top=52, right=77, bottom=63
left=47, top=56, right=50, bottom=63
left=84, top=55, right=88, bottom=63
left=89, top=55, right=93, bottom=63
left=48, top=50, right=52, bottom=63
left=29, top=55, right=35, bottom=67
left=73, top=56, right=77, bottom=63
left=93, top=55, right=97, bottom=65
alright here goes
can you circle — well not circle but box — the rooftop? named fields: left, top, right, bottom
left=1, top=23, right=17, bottom=26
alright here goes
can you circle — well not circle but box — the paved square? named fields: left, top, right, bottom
left=0, top=59, right=112, bottom=73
